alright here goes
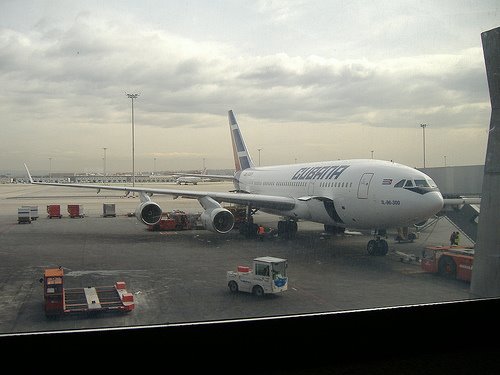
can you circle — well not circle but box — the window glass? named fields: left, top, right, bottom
left=414, top=179, right=430, bottom=187
left=2, top=1, right=493, bottom=345
left=255, top=264, right=270, bottom=277
left=272, top=262, right=287, bottom=279
left=394, top=179, right=405, bottom=188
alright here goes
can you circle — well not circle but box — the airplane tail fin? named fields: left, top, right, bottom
left=24, top=163, right=34, bottom=183
left=228, top=110, right=255, bottom=172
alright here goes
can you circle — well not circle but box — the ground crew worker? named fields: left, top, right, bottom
left=450, top=231, right=456, bottom=246
left=258, top=225, right=265, bottom=241
left=454, top=231, right=460, bottom=246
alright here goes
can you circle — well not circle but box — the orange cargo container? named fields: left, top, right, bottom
left=147, top=218, right=177, bottom=231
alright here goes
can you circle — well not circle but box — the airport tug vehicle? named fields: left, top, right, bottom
left=421, top=246, right=474, bottom=282
left=42, top=268, right=135, bottom=317
left=227, top=257, right=288, bottom=296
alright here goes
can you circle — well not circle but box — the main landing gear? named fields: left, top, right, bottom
left=367, top=230, right=389, bottom=256
left=277, top=219, right=298, bottom=238
left=239, top=205, right=259, bottom=238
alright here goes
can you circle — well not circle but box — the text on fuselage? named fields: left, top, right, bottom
left=291, top=165, right=350, bottom=180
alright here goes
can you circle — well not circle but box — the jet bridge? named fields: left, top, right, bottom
left=443, top=203, right=480, bottom=244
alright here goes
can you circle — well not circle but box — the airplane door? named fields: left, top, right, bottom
left=307, top=181, right=315, bottom=195
left=357, top=173, right=374, bottom=199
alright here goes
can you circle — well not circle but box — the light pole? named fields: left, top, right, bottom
left=153, top=157, right=157, bottom=175
left=371, top=150, right=374, bottom=159
left=257, top=148, right=263, bottom=167
left=48, top=157, right=52, bottom=179
left=103, top=147, right=107, bottom=178
left=420, top=124, right=427, bottom=168
left=126, top=93, right=139, bottom=188
left=444, top=155, right=447, bottom=167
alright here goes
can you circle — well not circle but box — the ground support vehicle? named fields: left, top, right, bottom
left=42, top=268, right=135, bottom=317
left=147, top=210, right=202, bottom=231
left=47, top=205, right=62, bottom=218
left=421, top=246, right=474, bottom=282
left=227, top=257, right=288, bottom=296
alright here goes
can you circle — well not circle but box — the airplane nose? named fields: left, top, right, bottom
left=425, top=191, right=444, bottom=215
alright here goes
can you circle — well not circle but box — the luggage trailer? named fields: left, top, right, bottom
left=43, top=268, right=135, bottom=317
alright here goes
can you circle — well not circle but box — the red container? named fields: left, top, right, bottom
left=237, top=266, right=251, bottom=273
left=67, top=204, right=83, bottom=218
left=121, top=293, right=134, bottom=302
left=115, top=281, right=126, bottom=290
left=47, top=205, right=62, bottom=218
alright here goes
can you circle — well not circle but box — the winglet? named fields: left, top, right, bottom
left=24, top=163, right=34, bottom=183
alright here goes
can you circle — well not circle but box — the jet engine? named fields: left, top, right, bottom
left=135, top=201, right=162, bottom=226
left=200, top=207, right=235, bottom=234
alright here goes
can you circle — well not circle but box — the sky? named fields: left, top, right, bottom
left=1, top=0, right=499, bottom=175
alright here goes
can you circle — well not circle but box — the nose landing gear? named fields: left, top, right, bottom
left=367, top=230, right=389, bottom=256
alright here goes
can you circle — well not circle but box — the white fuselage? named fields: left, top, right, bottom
left=234, top=159, right=444, bottom=230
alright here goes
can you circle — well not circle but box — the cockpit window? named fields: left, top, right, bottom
left=404, top=180, right=413, bottom=187
left=394, top=179, right=405, bottom=188
left=414, top=179, right=430, bottom=187
left=427, top=179, right=437, bottom=188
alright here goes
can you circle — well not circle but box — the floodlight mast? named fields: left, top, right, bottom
left=420, top=123, right=427, bottom=168
left=126, top=93, right=139, bottom=189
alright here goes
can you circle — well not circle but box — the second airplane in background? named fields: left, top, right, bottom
left=25, top=110, right=444, bottom=256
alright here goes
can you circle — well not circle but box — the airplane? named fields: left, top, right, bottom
left=24, top=109, right=445, bottom=256
left=174, top=168, right=213, bottom=185
left=175, top=175, right=204, bottom=185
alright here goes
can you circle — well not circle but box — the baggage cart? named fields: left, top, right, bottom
left=18, top=207, right=31, bottom=224
left=47, top=205, right=62, bottom=219
left=103, top=203, right=116, bottom=217
left=42, top=268, right=135, bottom=317
left=22, top=205, right=39, bottom=220
left=68, top=204, right=84, bottom=218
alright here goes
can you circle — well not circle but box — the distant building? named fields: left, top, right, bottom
left=419, top=165, right=483, bottom=197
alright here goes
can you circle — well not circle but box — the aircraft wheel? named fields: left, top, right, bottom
left=324, top=224, right=335, bottom=233
left=367, top=240, right=377, bottom=255
left=239, top=223, right=247, bottom=235
left=438, top=256, right=456, bottom=278
left=378, top=240, right=389, bottom=256
left=249, top=223, right=259, bottom=238
left=253, top=285, right=264, bottom=297
left=228, top=281, right=238, bottom=293
left=278, top=221, right=285, bottom=234
left=278, top=220, right=297, bottom=238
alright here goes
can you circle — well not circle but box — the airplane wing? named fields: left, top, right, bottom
left=24, top=164, right=295, bottom=211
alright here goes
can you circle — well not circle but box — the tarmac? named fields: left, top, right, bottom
left=0, top=182, right=477, bottom=336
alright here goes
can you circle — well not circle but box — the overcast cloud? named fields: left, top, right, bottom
left=0, top=1, right=498, bottom=174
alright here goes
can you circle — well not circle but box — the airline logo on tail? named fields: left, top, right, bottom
left=228, top=110, right=254, bottom=172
